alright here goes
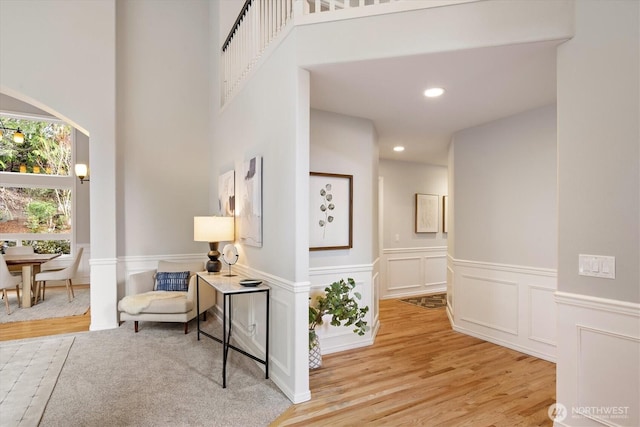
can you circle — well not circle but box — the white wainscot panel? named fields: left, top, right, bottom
left=459, top=274, right=519, bottom=335
left=578, top=327, right=640, bottom=426
left=424, top=255, right=447, bottom=287
left=556, top=294, right=640, bottom=426
left=529, top=286, right=556, bottom=345
left=267, top=294, right=291, bottom=376
left=387, top=257, right=422, bottom=291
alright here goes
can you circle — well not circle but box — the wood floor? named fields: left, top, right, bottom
left=0, top=290, right=556, bottom=426
left=271, top=298, right=556, bottom=427
left=0, top=285, right=91, bottom=342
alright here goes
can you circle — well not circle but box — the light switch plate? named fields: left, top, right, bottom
left=579, top=254, right=616, bottom=279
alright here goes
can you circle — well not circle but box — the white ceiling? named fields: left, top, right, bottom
left=308, top=40, right=561, bottom=166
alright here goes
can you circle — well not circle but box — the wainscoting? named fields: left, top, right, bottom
left=380, top=247, right=447, bottom=299
left=448, top=258, right=557, bottom=362
left=555, top=292, right=639, bottom=427
left=309, top=262, right=380, bottom=355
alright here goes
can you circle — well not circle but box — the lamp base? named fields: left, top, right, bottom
left=206, top=242, right=222, bottom=273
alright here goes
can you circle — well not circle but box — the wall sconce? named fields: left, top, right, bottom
left=74, top=163, right=90, bottom=184
left=193, top=216, right=235, bottom=273
left=0, top=118, right=25, bottom=143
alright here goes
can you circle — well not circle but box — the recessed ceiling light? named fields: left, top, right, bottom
left=424, top=87, right=445, bottom=98
left=393, top=146, right=405, bottom=152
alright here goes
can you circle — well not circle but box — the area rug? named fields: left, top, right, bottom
left=0, top=336, right=74, bottom=427
left=0, top=288, right=89, bottom=324
left=400, top=293, right=447, bottom=309
left=38, top=315, right=291, bottom=426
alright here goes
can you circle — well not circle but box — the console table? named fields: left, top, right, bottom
left=195, top=273, right=269, bottom=388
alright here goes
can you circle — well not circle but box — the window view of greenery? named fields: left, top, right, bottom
left=0, top=115, right=73, bottom=254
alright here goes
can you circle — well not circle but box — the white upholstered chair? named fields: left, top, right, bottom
left=34, top=247, right=83, bottom=303
left=4, top=246, right=35, bottom=255
left=1, top=256, right=22, bottom=314
left=118, top=260, right=216, bottom=334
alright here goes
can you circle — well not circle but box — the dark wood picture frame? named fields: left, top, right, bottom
left=309, top=172, right=353, bottom=251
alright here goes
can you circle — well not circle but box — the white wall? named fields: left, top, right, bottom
left=452, top=104, right=557, bottom=268
left=379, top=159, right=448, bottom=298
left=556, top=1, right=639, bottom=425
left=115, top=0, right=211, bottom=259
left=1, top=0, right=118, bottom=330
left=448, top=105, right=558, bottom=361
left=379, top=160, right=448, bottom=249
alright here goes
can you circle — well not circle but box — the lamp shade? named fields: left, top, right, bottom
left=194, top=216, right=234, bottom=242
left=75, top=163, right=88, bottom=178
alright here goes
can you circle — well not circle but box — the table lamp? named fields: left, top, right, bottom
left=194, top=216, right=235, bottom=273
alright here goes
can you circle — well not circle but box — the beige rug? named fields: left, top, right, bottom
left=0, top=288, right=89, bottom=324
left=0, top=336, right=74, bottom=427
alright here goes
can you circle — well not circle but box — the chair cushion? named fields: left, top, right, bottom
left=155, top=271, right=189, bottom=291
left=118, top=291, right=192, bottom=314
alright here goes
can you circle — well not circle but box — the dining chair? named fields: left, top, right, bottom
left=4, top=246, right=35, bottom=255
left=1, top=256, right=22, bottom=314
left=34, top=247, right=83, bottom=303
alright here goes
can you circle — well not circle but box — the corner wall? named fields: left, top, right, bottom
left=211, top=30, right=312, bottom=403
left=309, top=109, right=380, bottom=354
left=556, top=1, right=639, bottom=425
left=448, top=105, right=558, bottom=361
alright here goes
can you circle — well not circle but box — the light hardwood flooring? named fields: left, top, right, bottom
left=1, top=290, right=556, bottom=426
left=271, top=298, right=556, bottom=427
left=0, top=285, right=91, bottom=342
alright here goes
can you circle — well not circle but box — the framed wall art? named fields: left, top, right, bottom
left=218, top=169, right=235, bottom=217
left=415, top=193, right=438, bottom=233
left=239, top=156, right=262, bottom=247
left=443, top=195, right=448, bottom=233
left=309, top=172, right=353, bottom=251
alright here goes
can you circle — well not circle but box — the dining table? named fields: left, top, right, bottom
left=3, top=253, right=62, bottom=308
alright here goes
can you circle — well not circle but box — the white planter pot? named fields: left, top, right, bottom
left=309, top=332, right=322, bottom=369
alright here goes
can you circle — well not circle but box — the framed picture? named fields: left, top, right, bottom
left=218, top=169, right=235, bottom=217
left=415, top=193, right=438, bottom=233
left=443, top=195, right=448, bottom=233
left=309, top=172, right=353, bottom=251
left=239, top=156, right=262, bottom=247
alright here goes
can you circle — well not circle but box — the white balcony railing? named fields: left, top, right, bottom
left=221, top=0, right=477, bottom=105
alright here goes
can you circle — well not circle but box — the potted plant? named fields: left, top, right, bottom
left=308, top=277, right=369, bottom=369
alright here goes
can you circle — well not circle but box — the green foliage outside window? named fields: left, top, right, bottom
left=1, top=115, right=74, bottom=255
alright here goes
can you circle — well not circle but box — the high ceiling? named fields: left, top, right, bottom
left=308, top=40, right=561, bottom=166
